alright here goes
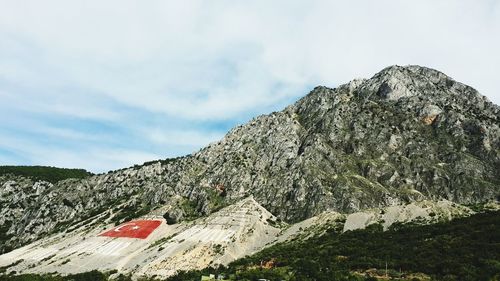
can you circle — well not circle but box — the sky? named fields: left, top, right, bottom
left=0, top=1, right=499, bottom=173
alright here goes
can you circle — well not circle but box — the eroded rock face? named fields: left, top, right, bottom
left=0, top=197, right=280, bottom=278
left=1, top=65, right=499, bottom=253
left=0, top=198, right=476, bottom=279
left=0, top=198, right=481, bottom=279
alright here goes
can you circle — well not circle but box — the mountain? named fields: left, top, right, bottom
left=167, top=208, right=500, bottom=281
left=0, top=65, right=499, bottom=263
left=0, top=198, right=487, bottom=279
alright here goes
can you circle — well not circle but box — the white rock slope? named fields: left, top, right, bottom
left=0, top=198, right=477, bottom=279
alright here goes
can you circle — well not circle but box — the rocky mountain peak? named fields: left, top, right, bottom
left=1, top=65, right=498, bottom=254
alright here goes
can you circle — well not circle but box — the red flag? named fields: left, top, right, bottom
left=99, top=220, right=162, bottom=239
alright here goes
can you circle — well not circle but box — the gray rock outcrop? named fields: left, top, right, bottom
left=1, top=65, right=499, bottom=253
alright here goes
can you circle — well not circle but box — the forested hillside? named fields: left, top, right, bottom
left=0, top=166, right=92, bottom=183
left=168, top=210, right=500, bottom=281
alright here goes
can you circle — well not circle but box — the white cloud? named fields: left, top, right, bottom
left=0, top=134, right=161, bottom=172
left=2, top=1, right=500, bottom=111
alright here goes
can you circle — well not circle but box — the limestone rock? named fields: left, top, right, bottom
left=1, top=65, right=499, bottom=253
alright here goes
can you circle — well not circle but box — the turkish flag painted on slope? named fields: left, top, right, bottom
left=99, top=220, right=162, bottom=239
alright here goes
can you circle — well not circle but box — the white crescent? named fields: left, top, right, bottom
left=114, top=223, right=140, bottom=232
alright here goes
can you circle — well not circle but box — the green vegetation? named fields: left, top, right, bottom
left=147, top=234, right=175, bottom=250
left=0, top=270, right=159, bottom=281
left=162, top=198, right=202, bottom=224
left=0, top=270, right=129, bottom=281
left=168, top=210, right=500, bottom=281
left=111, top=204, right=152, bottom=226
left=141, top=156, right=187, bottom=168
left=0, top=221, right=14, bottom=252
left=0, top=260, right=23, bottom=274
left=205, top=189, right=227, bottom=214
left=180, top=198, right=201, bottom=221
left=0, top=166, right=92, bottom=183
left=1, top=211, right=498, bottom=280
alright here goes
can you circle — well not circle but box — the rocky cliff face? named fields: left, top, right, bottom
left=1, top=65, right=499, bottom=253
